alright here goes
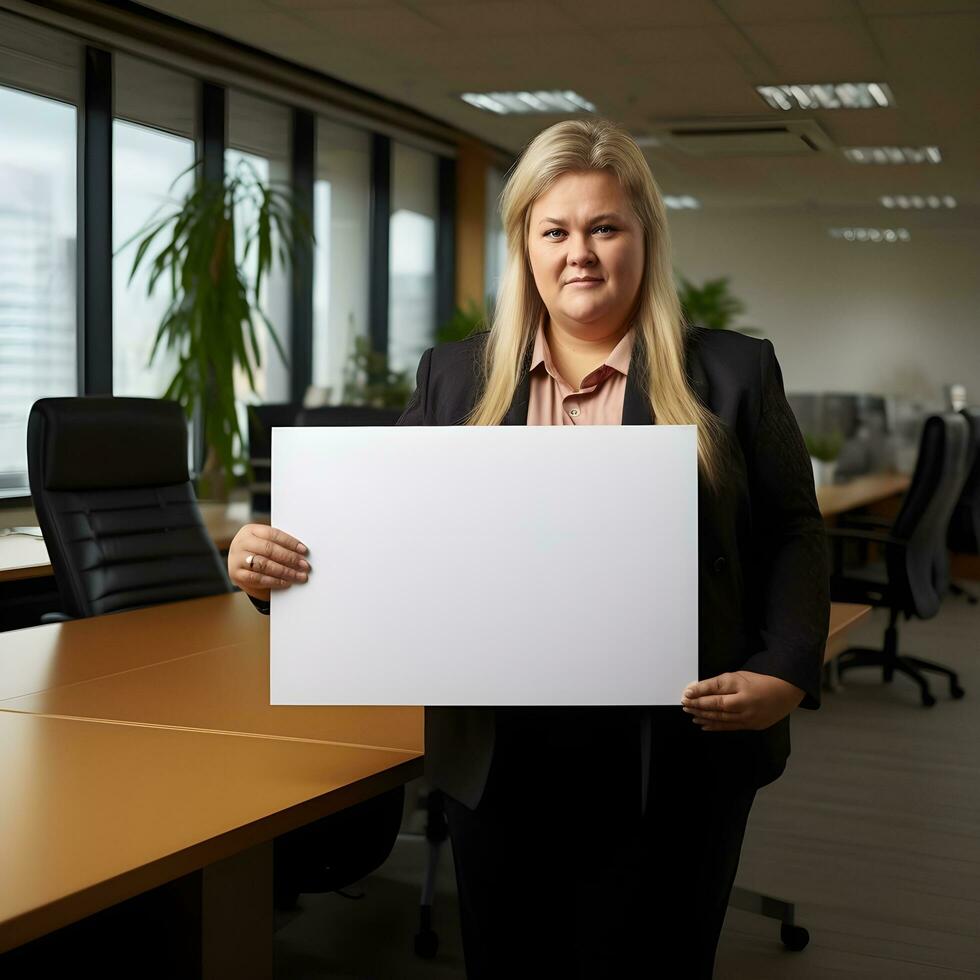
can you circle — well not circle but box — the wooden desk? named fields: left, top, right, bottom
left=0, top=593, right=422, bottom=966
left=0, top=501, right=267, bottom=584
left=0, top=713, right=417, bottom=963
left=817, top=472, right=910, bottom=518
left=825, top=602, right=872, bottom=662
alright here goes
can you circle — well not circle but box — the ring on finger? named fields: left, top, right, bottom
left=245, top=554, right=255, bottom=568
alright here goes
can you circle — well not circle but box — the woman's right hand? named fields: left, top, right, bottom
left=228, top=524, right=311, bottom=602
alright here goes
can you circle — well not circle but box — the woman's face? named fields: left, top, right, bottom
left=526, top=169, right=644, bottom=339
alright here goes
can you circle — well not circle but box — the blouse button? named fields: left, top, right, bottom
left=714, top=556, right=727, bottom=573
left=568, top=407, right=580, bottom=418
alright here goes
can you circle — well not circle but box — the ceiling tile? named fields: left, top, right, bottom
left=739, top=19, right=886, bottom=77
left=551, top=0, right=728, bottom=27
left=292, top=3, right=448, bottom=39
left=267, top=0, right=392, bottom=9
left=417, top=1, right=570, bottom=36
left=603, top=26, right=744, bottom=63
left=718, top=0, right=857, bottom=21
left=858, top=0, right=980, bottom=13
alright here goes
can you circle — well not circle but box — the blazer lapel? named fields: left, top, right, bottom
left=622, top=328, right=711, bottom=424
left=502, top=338, right=534, bottom=425
left=622, top=334, right=653, bottom=425
left=684, top=328, right=710, bottom=410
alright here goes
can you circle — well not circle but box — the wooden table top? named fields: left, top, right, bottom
left=828, top=601, right=872, bottom=638
left=0, top=593, right=424, bottom=754
left=0, top=500, right=266, bottom=584
left=0, top=591, right=421, bottom=953
left=816, top=472, right=910, bottom=518
left=825, top=602, right=872, bottom=661
left=0, top=711, right=418, bottom=952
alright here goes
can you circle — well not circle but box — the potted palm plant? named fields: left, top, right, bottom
left=124, top=157, right=309, bottom=498
left=676, top=275, right=761, bottom=336
left=804, top=431, right=844, bottom=488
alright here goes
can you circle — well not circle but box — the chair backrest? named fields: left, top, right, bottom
left=947, top=407, right=980, bottom=555
left=27, top=397, right=232, bottom=619
left=247, top=403, right=301, bottom=514
left=888, top=412, right=971, bottom=618
left=295, top=406, right=402, bottom=427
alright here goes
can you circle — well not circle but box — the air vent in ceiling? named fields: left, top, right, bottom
left=649, top=118, right=834, bottom=157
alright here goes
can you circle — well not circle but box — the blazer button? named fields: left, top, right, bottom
left=714, top=556, right=727, bottom=573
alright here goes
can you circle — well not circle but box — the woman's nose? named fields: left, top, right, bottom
left=566, top=234, right=597, bottom=267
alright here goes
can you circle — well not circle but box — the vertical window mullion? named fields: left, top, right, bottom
left=193, top=81, right=226, bottom=476
left=81, top=46, right=112, bottom=395
left=369, top=133, right=391, bottom=359
left=290, top=108, right=314, bottom=405
left=201, top=81, right=226, bottom=186
left=436, top=155, right=456, bottom=334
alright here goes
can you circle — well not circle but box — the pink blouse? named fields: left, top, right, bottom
left=526, top=322, right=634, bottom=425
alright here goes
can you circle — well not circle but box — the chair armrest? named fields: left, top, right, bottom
left=826, top=527, right=907, bottom=577
left=825, top=527, right=906, bottom=546
left=836, top=514, right=894, bottom=530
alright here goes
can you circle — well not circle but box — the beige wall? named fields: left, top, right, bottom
left=668, top=210, right=980, bottom=403
left=455, top=139, right=490, bottom=311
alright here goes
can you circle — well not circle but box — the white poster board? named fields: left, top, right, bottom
left=270, top=425, right=698, bottom=706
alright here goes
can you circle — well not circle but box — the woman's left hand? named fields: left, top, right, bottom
left=680, top=671, right=805, bottom=731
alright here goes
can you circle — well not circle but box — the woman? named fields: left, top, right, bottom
left=230, top=119, right=830, bottom=978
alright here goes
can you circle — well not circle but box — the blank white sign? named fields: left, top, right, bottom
left=270, top=425, right=698, bottom=706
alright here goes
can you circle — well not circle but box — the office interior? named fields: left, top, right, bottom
left=0, top=0, right=978, bottom=977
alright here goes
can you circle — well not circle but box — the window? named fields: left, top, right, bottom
left=389, top=142, right=437, bottom=376
left=0, top=13, right=80, bottom=496
left=112, top=55, right=196, bottom=398
left=485, top=163, right=508, bottom=310
left=312, top=119, right=371, bottom=404
left=226, top=90, right=292, bottom=408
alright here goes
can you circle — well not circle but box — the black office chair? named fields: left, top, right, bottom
left=253, top=399, right=412, bottom=904
left=246, top=402, right=301, bottom=514
left=947, top=408, right=980, bottom=605
left=27, top=397, right=231, bottom=619
left=27, top=396, right=404, bottom=910
left=828, top=412, right=971, bottom=706
left=296, top=405, right=404, bottom=427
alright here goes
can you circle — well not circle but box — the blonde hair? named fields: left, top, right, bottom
left=465, top=118, right=725, bottom=490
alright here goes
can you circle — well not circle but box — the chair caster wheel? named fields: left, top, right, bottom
left=951, top=683, right=965, bottom=699
left=921, top=692, right=937, bottom=707
left=414, top=929, right=439, bottom=959
left=780, top=923, right=809, bottom=952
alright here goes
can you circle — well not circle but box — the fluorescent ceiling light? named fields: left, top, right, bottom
left=843, top=146, right=942, bottom=164
left=460, top=90, right=596, bottom=115
left=880, top=194, right=956, bottom=209
left=663, top=195, right=700, bottom=209
left=757, top=82, right=895, bottom=110
left=829, top=227, right=911, bottom=242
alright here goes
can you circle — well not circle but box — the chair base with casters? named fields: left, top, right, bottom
left=411, top=789, right=811, bottom=959
left=948, top=581, right=979, bottom=605
left=836, top=608, right=965, bottom=708
left=413, top=788, right=448, bottom=959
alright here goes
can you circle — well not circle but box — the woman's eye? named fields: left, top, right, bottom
left=593, top=225, right=615, bottom=235
left=544, top=228, right=565, bottom=239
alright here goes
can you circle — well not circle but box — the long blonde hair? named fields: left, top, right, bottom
left=465, top=118, right=725, bottom=490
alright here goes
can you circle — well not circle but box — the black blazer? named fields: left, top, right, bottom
left=397, top=326, right=830, bottom=810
